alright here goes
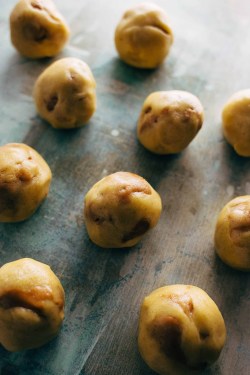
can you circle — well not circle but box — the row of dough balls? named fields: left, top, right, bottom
left=0, top=258, right=226, bottom=375
left=9, top=1, right=250, bottom=155
left=0, top=143, right=249, bottom=272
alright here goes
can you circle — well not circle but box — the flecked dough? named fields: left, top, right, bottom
left=0, top=143, right=51, bottom=222
left=115, top=2, right=173, bottom=69
left=84, top=172, right=162, bottom=248
left=0, top=258, right=65, bottom=352
left=34, top=57, right=96, bottom=129
left=214, top=195, right=250, bottom=271
left=138, top=285, right=226, bottom=375
left=137, top=91, right=204, bottom=154
left=10, top=0, right=70, bottom=58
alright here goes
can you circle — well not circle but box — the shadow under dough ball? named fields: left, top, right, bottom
left=10, top=0, right=70, bottom=59
left=214, top=195, right=250, bottom=271
left=222, top=89, right=250, bottom=157
left=0, top=143, right=52, bottom=222
left=138, top=285, right=226, bottom=375
left=0, top=258, right=65, bottom=352
left=115, top=2, right=173, bottom=69
left=34, top=57, right=96, bottom=129
left=84, top=171, right=162, bottom=248
left=137, top=91, right=204, bottom=154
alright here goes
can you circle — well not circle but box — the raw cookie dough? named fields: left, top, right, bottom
left=115, top=2, right=173, bottom=69
left=214, top=195, right=250, bottom=271
left=222, top=89, right=250, bottom=156
left=0, top=258, right=65, bottom=352
left=84, top=171, right=162, bottom=248
left=138, top=285, right=226, bottom=375
left=0, top=143, right=51, bottom=222
left=34, top=57, right=96, bottom=129
left=10, top=0, right=70, bottom=59
left=137, top=91, right=204, bottom=154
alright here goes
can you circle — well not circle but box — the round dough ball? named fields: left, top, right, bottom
left=214, top=196, right=250, bottom=271
left=138, top=285, right=226, bottom=375
left=222, top=89, right=250, bottom=156
left=0, top=143, right=52, bottom=222
left=34, top=57, right=96, bottom=129
left=137, top=91, right=204, bottom=154
left=10, top=0, right=70, bottom=59
left=84, top=171, right=162, bottom=248
left=115, top=3, right=173, bottom=69
left=0, top=258, right=65, bottom=352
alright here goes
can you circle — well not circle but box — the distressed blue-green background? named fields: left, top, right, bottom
left=0, top=1, right=250, bottom=374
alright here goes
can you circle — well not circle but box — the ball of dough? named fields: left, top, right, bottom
left=214, top=196, right=250, bottom=271
left=222, top=89, right=250, bottom=157
left=0, top=143, right=52, bottom=222
left=137, top=91, right=204, bottom=154
left=0, top=258, right=65, bottom=352
left=84, top=171, right=162, bottom=248
left=9, top=0, right=70, bottom=59
left=115, top=3, right=173, bottom=69
left=138, top=285, right=226, bottom=375
left=34, top=57, right=96, bottom=129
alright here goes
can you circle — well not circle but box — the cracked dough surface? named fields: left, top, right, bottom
left=0, top=143, right=51, bottom=222
left=138, top=285, right=226, bottom=375
left=10, top=0, right=69, bottom=58
left=84, top=171, right=162, bottom=248
left=115, top=2, right=173, bottom=68
left=0, top=258, right=65, bottom=352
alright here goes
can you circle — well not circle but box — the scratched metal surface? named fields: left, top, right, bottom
left=0, top=0, right=250, bottom=374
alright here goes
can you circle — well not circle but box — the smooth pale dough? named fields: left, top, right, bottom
left=84, top=171, right=162, bottom=248
left=0, top=258, right=65, bottom=352
left=34, top=57, right=96, bottom=129
left=10, top=0, right=69, bottom=59
left=138, top=285, right=226, bottom=375
left=0, top=143, right=51, bottom=222
left=137, top=91, right=204, bottom=154
left=115, top=2, right=173, bottom=69
left=222, top=89, right=250, bottom=157
left=214, top=196, right=250, bottom=271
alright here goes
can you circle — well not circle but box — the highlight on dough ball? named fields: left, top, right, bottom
left=0, top=143, right=52, bottom=222
left=137, top=91, right=204, bottom=154
left=0, top=258, right=65, bottom=352
left=222, top=89, right=250, bottom=157
left=84, top=171, right=162, bottom=248
left=114, top=2, right=173, bottom=69
left=34, top=57, right=96, bottom=129
left=214, top=195, right=250, bottom=271
left=9, top=0, right=70, bottom=59
left=138, top=285, right=226, bottom=375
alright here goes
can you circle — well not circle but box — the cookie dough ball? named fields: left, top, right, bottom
left=115, top=3, right=173, bottom=69
left=137, top=91, right=204, bottom=154
left=10, top=0, right=70, bottom=59
left=84, top=172, right=162, bottom=248
left=0, top=143, right=51, bottom=222
left=138, top=285, right=226, bottom=375
left=214, top=196, right=250, bottom=271
left=222, top=89, right=250, bottom=156
left=0, top=258, right=64, bottom=352
left=34, top=57, right=96, bottom=129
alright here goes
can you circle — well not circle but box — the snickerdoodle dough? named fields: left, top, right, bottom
left=84, top=172, right=162, bottom=248
left=138, top=285, right=226, bottom=375
left=34, top=57, right=96, bottom=129
left=10, top=0, right=70, bottom=58
left=0, top=143, right=51, bottom=222
left=137, top=91, right=204, bottom=154
left=115, top=3, right=173, bottom=69
left=0, top=258, right=65, bottom=352
left=214, top=196, right=250, bottom=271
left=222, top=89, right=250, bottom=156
